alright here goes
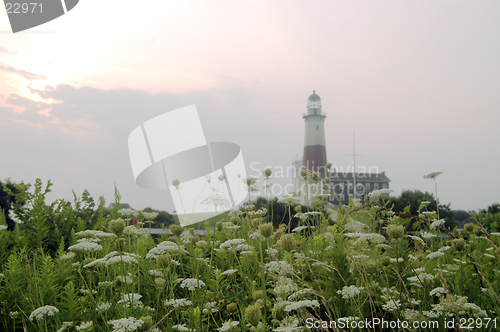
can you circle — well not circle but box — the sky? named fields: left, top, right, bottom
left=1, top=0, right=499, bottom=214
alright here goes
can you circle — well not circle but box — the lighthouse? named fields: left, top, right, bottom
left=303, top=91, right=327, bottom=176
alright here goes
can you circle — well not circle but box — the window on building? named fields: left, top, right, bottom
left=340, top=194, right=345, bottom=201
left=348, top=182, right=353, bottom=189
left=374, top=183, right=379, bottom=190
left=382, top=183, right=388, bottom=189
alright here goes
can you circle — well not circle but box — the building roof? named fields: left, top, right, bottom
left=329, top=172, right=391, bottom=182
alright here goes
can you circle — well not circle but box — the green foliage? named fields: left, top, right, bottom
left=475, top=203, right=500, bottom=232
left=388, top=189, right=455, bottom=229
left=0, top=179, right=499, bottom=332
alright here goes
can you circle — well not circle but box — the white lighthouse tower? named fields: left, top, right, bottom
left=303, top=91, right=327, bottom=175
left=297, top=91, right=327, bottom=205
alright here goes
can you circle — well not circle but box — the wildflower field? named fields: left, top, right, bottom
left=0, top=174, right=499, bottom=332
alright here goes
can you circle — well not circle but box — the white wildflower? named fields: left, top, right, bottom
left=96, top=302, right=112, bottom=313
left=265, top=261, right=294, bottom=274
left=421, top=231, right=436, bottom=239
left=390, top=258, right=404, bottom=263
left=382, top=299, right=401, bottom=312
left=368, top=189, right=393, bottom=199
left=337, top=285, right=364, bottom=299
left=220, top=239, right=252, bottom=252
left=118, top=208, right=138, bottom=217
left=266, top=248, right=278, bottom=255
left=0, top=225, right=8, bottom=231
left=249, top=230, right=261, bottom=239
left=123, top=225, right=149, bottom=237
left=115, top=275, right=133, bottom=284
left=427, top=252, right=445, bottom=259
left=288, top=289, right=314, bottom=300
left=108, top=317, right=144, bottom=332
left=146, top=241, right=187, bottom=259
left=409, top=235, right=426, bottom=245
left=202, top=194, right=231, bottom=209
left=430, top=219, right=446, bottom=229
left=273, top=316, right=301, bottom=332
left=218, top=321, right=239, bottom=331
left=429, top=287, right=447, bottom=297
left=75, top=229, right=116, bottom=237
left=165, top=298, right=193, bottom=308
left=149, top=269, right=164, bottom=277
left=68, top=241, right=102, bottom=252
left=292, top=226, right=315, bottom=232
left=141, top=211, right=159, bottom=220
left=274, top=276, right=298, bottom=295
left=60, top=252, right=75, bottom=260
left=29, top=305, right=59, bottom=321
left=172, top=324, right=196, bottom=331
left=118, top=293, right=143, bottom=309
left=180, top=278, right=206, bottom=291
left=76, top=321, right=93, bottom=331
left=284, top=300, right=320, bottom=312
left=220, top=269, right=238, bottom=276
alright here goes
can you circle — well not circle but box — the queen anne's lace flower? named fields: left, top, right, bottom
left=108, top=317, right=144, bottom=332
left=83, top=252, right=139, bottom=268
left=180, top=278, right=206, bottom=291
left=337, top=285, right=364, bottom=299
left=368, top=189, right=393, bottom=199
left=220, top=239, right=252, bottom=252
left=149, top=269, right=164, bottom=277
left=172, top=324, right=196, bottom=331
left=274, top=276, right=297, bottom=295
left=68, top=241, right=102, bottom=252
left=60, top=252, right=75, bottom=260
left=430, top=219, right=446, bottom=229
left=284, top=300, right=320, bottom=312
left=427, top=252, right=445, bottom=259
left=273, top=317, right=301, bottom=332
left=165, top=298, right=193, bottom=308
left=118, top=293, right=143, bottom=308
left=29, top=305, right=59, bottom=321
left=382, top=299, right=401, bottom=312
left=221, top=269, right=238, bottom=276
left=407, top=273, right=435, bottom=285
left=409, top=235, right=426, bottom=245
left=96, top=302, right=112, bottom=313
left=218, top=321, right=239, bottom=331
left=345, top=232, right=386, bottom=244
left=421, top=231, right=436, bottom=239
left=76, top=321, right=93, bottom=331
left=146, top=241, right=187, bottom=258
left=123, top=225, right=149, bottom=237
left=265, top=261, right=294, bottom=274
left=429, top=287, right=447, bottom=297
left=76, top=230, right=116, bottom=238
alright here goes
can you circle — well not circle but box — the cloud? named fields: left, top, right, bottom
left=0, top=46, right=11, bottom=55
left=0, top=64, right=47, bottom=81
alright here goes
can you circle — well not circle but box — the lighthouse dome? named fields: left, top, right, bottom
left=307, top=90, right=321, bottom=109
